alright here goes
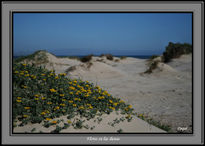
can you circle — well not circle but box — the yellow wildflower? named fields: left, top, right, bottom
left=14, top=71, right=19, bottom=73
left=89, top=105, right=93, bottom=109
left=50, top=73, right=54, bottom=76
left=22, top=63, right=27, bottom=66
left=45, top=118, right=52, bottom=121
left=113, top=103, right=118, bottom=106
left=41, top=112, right=46, bottom=115
left=42, top=97, right=46, bottom=100
left=78, top=106, right=84, bottom=110
left=17, top=97, right=22, bottom=99
left=69, top=92, right=73, bottom=95
left=69, top=86, right=75, bottom=90
left=45, top=110, right=50, bottom=113
left=55, top=106, right=60, bottom=110
left=34, top=98, right=39, bottom=100
left=55, top=76, right=59, bottom=79
left=60, top=94, right=64, bottom=97
left=47, top=102, right=52, bottom=104
left=128, top=105, right=132, bottom=108
left=67, top=120, right=72, bottom=124
left=109, top=106, right=115, bottom=110
left=109, top=100, right=113, bottom=103
left=24, top=107, right=31, bottom=110
left=68, top=100, right=73, bottom=103
left=25, top=74, right=29, bottom=77
left=23, top=115, right=28, bottom=118
left=73, top=104, right=77, bottom=107
left=60, top=103, right=65, bottom=106
left=84, top=94, right=89, bottom=97
left=43, top=79, right=46, bottom=81
left=16, top=100, right=22, bottom=102
left=23, top=85, right=28, bottom=88
left=41, top=74, right=45, bottom=76
left=61, top=99, right=66, bottom=102
left=98, top=96, right=105, bottom=100
left=50, top=88, right=57, bottom=92
left=59, top=73, right=66, bottom=76
left=51, top=120, right=57, bottom=124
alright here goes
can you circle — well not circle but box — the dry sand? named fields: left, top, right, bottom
left=14, top=112, right=165, bottom=133
left=16, top=52, right=192, bottom=133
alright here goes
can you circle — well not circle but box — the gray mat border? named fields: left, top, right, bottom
left=1, top=1, right=204, bottom=145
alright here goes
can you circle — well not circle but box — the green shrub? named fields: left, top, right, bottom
left=144, top=60, right=159, bottom=74
left=14, top=50, right=48, bottom=64
left=80, top=54, right=93, bottom=62
left=162, top=42, right=192, bottom=63
left=149, top=55, right=159, bottom=60
left=105, top=54, right=113, bottom=60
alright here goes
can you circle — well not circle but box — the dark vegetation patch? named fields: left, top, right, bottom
left=14, top=50, right=49, bottom=64
left=80, top=54, right=93, bottom=63
left=120, top=56, right=127, bottom=60
left=162, top=42, right=192, bottom=63
left=100, top=54, right=114, bottom=60
left=144, top=60, right=160, bottom=74
left=65, top=66, right=77, bottom=73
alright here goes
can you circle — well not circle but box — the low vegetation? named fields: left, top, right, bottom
left=162, top=42, right=192, bottom=63
left=136, top=113, right=172, bottom=132
left=13, top=63, right=135, bottom=132
left=14, top=50, right=49, bottom=64
left=145, top=42, right=192, bottom=73
left=120, top=56, right=127, bottom=60
left=80, top=54, right=93, bottom=62
left=100, top=54, right=114, bottom=61
left=144, top=60, right=160, bottom=74
left=147, top=55, right=159, bottom=62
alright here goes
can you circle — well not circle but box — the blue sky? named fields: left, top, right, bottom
left=13, top=13, right=192, bottom=56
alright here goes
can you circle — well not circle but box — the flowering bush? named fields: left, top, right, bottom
left=13, top=63, right=134, bottom=129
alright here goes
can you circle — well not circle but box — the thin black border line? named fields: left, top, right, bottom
left=11, top=11, right=194, bottom=136
left=2, top=1, right=203, bottom=4
left=201, top=1, right=204, bottom=145
left=9, top=12, right=14, bottom=137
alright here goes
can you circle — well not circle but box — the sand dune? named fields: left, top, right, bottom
left=17, top=52, right=192, bottom=133
left=14, top=112, right=165, bottom=133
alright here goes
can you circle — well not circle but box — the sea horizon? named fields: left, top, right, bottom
left=13, top=54, right=155, bottom=59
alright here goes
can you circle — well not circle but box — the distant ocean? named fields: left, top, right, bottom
left=13, top=55, right=152, bottom=59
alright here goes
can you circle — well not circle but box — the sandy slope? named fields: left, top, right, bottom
left=14, top=112, right=165, bottom=133
left=17, top=52, right=192, bottom=133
